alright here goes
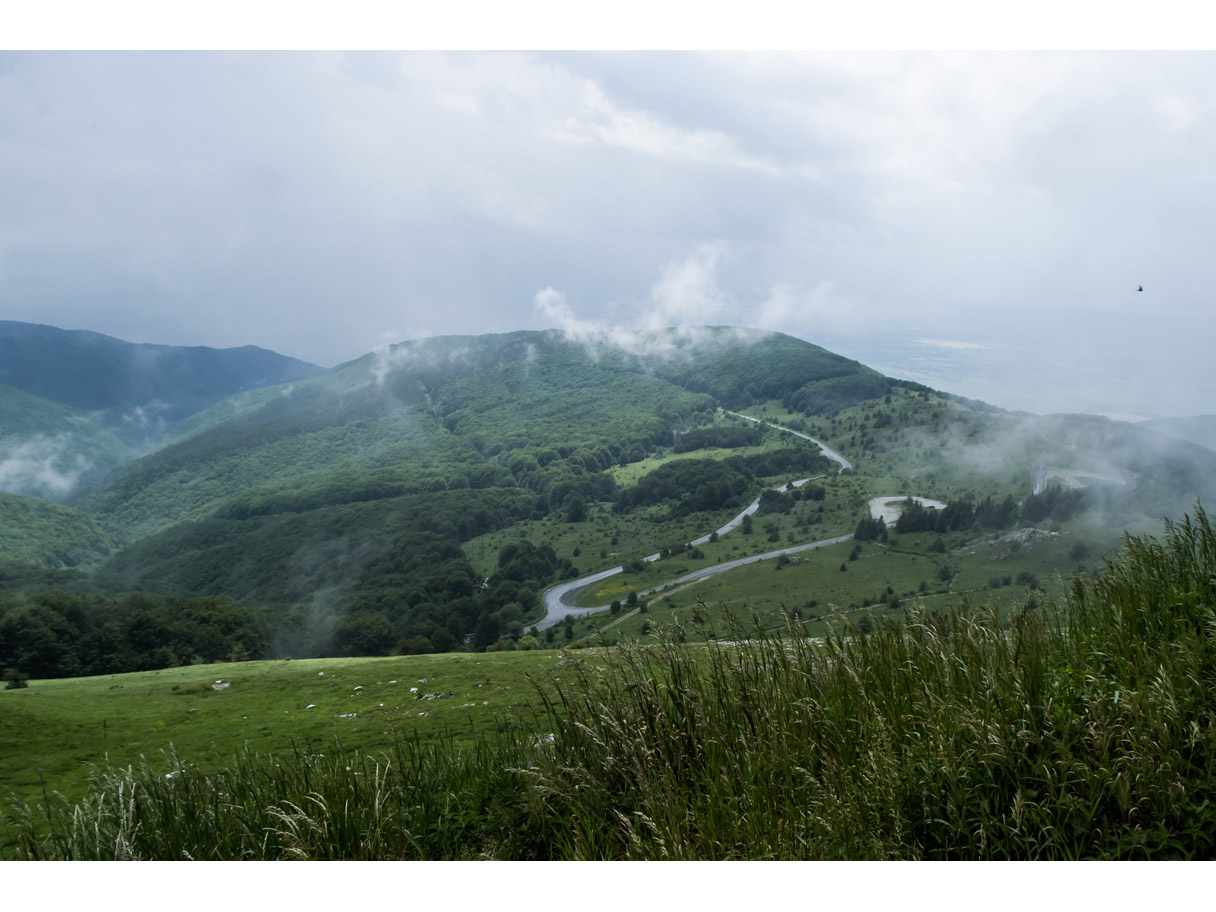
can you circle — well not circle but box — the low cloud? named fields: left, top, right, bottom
left=370, top=340, right=410, bottom=387
left=919, top=339, right=993, bottom=351
left=533, top=262, right=769, bottom=365
left=0, top=434, right=92, bottom=498
left=533, top=286, right=600, bottom=339
left=643, top=242, right=734, bottom=330
left=534, top=244, right=856, bottom=363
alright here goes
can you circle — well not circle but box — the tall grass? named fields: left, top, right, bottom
left=6, top=508, right=1214, bottom=859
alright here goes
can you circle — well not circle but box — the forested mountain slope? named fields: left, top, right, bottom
left=0, top=384, right=133, bottom=499
left=0, top=321, right=323, bottom=502
left=0, top=321, right=323, bottom=466
left=0, top=321, right=322, bottom=429
left=53, top=329, right=852, bottom=655
left=0, top=492, right=116, bottom=570
left=5, top=324, right=1216, bottom=673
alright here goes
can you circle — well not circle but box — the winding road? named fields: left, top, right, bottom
left=537, top=414, right=865, bottom=630
left=534, top=408, right=1083, bottom=631
left=725, top=411, right=853, bottom=473
left=537, top=476, right=838, bottom=630
left=536, top=414, right=963, bottom=630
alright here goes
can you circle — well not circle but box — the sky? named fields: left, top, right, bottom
left=2, top=17, right=1215, bottom=420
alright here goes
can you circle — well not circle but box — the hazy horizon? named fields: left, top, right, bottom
left=3, top=49, right=1213, bottom=419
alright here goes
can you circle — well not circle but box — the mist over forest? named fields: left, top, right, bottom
left=3, top=319, right=1214, bottom=679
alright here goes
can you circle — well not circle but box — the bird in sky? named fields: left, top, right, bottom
left=1137, top=285, right=1143, bottom=292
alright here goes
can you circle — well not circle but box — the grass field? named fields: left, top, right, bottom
left=6, top=506, right=1214, bottom=859
left=0, top=649, right=579, bottom=812
left=559, top=520, right=1123, bottom=645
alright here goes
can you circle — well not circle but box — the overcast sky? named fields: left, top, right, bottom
left=2, top=46, right=1214, bottom=418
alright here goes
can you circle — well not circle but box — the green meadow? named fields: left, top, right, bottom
left=0, top=650, right=575, bottom=813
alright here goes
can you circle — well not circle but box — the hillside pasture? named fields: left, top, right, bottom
left=0, top=650, right=570, bottom=813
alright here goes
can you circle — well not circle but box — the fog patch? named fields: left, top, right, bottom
left=119, top=401, right=173, bottom=444
left=900, top=403, right=1216, bottom=531
left=371, top=339, right=411, bottom=386
left=533, top=285, right=771, bottom=365
left=919, top=339, right=993, bottom=351
left=269, top=530, right=389, bottom=657
left=270, top=585, right=341, bottom=659
left=521, top=341, right=539, bottom=377
left=642, top=242, right=734, bottom=331
left=933, top=412, right=1055, bottom=483
left=0, top=433, right=93, bottom=498
left=365, top=329, right=480, bottom=388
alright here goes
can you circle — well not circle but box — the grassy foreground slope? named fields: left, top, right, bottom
left=0, top=649, right=565, bottom=812
left=4, top=506, right=1214, bottom=859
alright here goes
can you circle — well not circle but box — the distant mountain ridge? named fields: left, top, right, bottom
left=0, top=320, right=323, bottom=499
left=0, top=320, right=322, bottom=433
left=1140, top=415, right=1216, bottom=453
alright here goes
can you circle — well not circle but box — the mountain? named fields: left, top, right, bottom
left=0, top=491, right=117, bottom=570
left=6, top=324, right=1216, bottom=670
left=53, top=328, right=878, bottom=653
left=0, top=321, right=323, bottom=499
left=73, top=328, right=882, bottom=535
left=0, top=320, right=322, bottom=441
left=0, top=384, right=133, bottom=499
left=1139, top=415, right=1216, bottom=452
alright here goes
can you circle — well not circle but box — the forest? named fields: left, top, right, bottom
left=4, top=326, right=1216, bottom=680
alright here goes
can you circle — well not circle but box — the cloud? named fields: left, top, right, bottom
left=1, top=52, right=1214, bottom=417
left=643, top=242, right=734, bottom=330
left=0, top=434, right=92, bottom=498
left=533, top=246, right=777, bottom=362
left=549, top=80, right=796, bottom=178
left=919, top=339, right=993, bottom=351
left=536, top=245, right=745, bottom=346
left=750, top=280, right=867, bottom=338
left=533, top=286, right=596, bottom=337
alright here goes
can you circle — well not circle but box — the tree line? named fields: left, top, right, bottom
left=0, top=591, right=266, bottom=679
